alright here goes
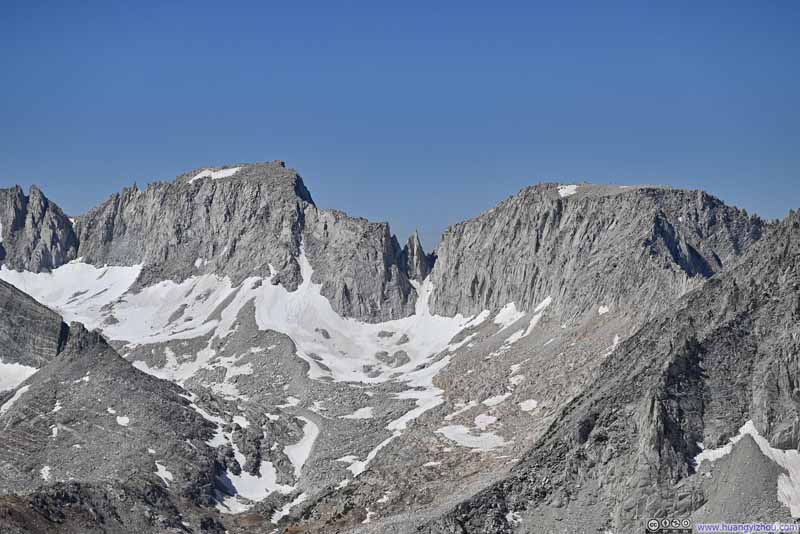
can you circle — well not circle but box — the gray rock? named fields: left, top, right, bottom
left=0, top=185, right=78, bottom=272
left=0, top=279, right=67, bottom=368
left=420, top=209, right=800, bottom=533
left=72, top=162, right=423, bottom=322
left=74, top=161, right=312, bottom=290
left=399, top=230, right=433, bottom=282
left=429, top=184, right=765, bottom=321
left=303, top=205, right=417, bottom=322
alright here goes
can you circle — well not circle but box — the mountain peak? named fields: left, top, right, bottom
left=173, top=160, right=314, bottom=204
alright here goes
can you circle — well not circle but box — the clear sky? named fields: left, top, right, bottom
left=1, top=1, right=798, bottom=249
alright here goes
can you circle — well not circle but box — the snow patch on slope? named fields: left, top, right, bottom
left=694, top=420, right=800, bottom=517
left=0, top=261, right=141, bottom=329
left=0, top=361, right=37, bottom=392
left=493, top=303, right=525, bottom=332
left=155, top=462, right=174, bottom=486
left=558, top=184, right=579, bottom=197
left=189, top=167, right=241, bottom=184
left=436, top=425, right=509, bottom=451
left=284, top=416, right=320, bottom=478
left=341, top=407, right=374, bottom=420
left=0, top=385, right=30, bottom=416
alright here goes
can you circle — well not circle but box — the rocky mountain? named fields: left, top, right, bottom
left=418, top=211, right=800, bottom=533
left=0, top=162, right=420, bottom=323
left=0, top=279, right=67, bottom=373
left=0, top=163, right=795, bottom=534
left=429, top=183, right=765, bottom=322
left=0, top=185, right=77, bottom=273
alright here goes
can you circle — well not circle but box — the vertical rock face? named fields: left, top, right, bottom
left=74, top=161, right=313, bottom=289
left=72, top=162, right=420, bottom=322
left=399, top=231, right=433, bottom=282
left=302, top=207, right=417, bottom=322
left=0, top=186, right=78, bottom=273
left=0, top=279, right=67, bottom=368
left=429, top=184, right=765, bottom=322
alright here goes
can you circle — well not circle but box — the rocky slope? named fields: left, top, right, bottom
left=0, top=279, right=67, bottom=371
left=0, top=186, right=77, bottom=273
left=0, top=323, right=229, bottom=533
left=418, top=210, right=800, bottom=533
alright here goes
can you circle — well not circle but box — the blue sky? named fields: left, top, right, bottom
left=1, top=1, right=798, bottom=249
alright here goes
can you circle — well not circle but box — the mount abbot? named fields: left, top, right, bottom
left=0, top=161, right=797, bottom=534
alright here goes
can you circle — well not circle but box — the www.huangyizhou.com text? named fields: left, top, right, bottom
left=695, top=523, right=800, bottom=533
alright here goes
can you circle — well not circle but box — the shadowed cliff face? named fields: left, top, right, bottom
left=0, top=280, right=67, bottom=370
left=0, top=186, right=78, bottom=273
left=428, top=183, right=765, bottom=324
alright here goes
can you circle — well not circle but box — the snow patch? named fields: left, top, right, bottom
left=445, top=401, right=478, bottom=421
left=694, top=420, right=800, bottom=517
left=0, top=361, right=37, bottom=392
left=519, top=399, right=539, bottom=412
left=189, top=167, right=241, bottom=184
left=0, top=261, right=141, bottom=329
left=436, top=425, right=509, bottom=451
left=557, top=184, right=578, bottom=197
left=40, top=465, right=51, bottom=481
left=0, top=385, right=30, bottom=415
left=502, top=297, right=552, bottom=346
left=340, top=432, right=400, bottom=477
left=271, top=492, right=307, bottom=524
left=598, top=305, right=610, bottom=315
left=474, top=413, right=497, bottom=430
left=341, top=407, right=374, bottom=420
left=284, top=416, right=320, bottom=479
left=509, top=374, right=525, bottom=387
left=155, top=462, right=174, bottom=486
left=482, top=393, right=511, bottom=407
left=493, top=303, right=525, bottom=332
left=116, top=416, right=130, bottom=426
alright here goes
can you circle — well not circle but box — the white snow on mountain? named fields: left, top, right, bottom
left=0, top=261, right=141, bottom=329
left=558, top=184, right=579, bottom=197
left=284, top=416, right=320, bottom=478
left=0, top=361, right=37, bottom=392
left=493, top=303, right=525, bottom=332
left=482, top=393, right=510, bottom=407
left=189, top=167, right=241, bottom=184
left=435, top=425, right=509, bottom=450
left=155, top=462, right=174, bottom=486
left=0, top=385, right=30, bottom=416
left=0, top=245, right=502, bottom=505
left=694, top=420, right=800, bottom=517
left=341, top=407, right=374, bottom=420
